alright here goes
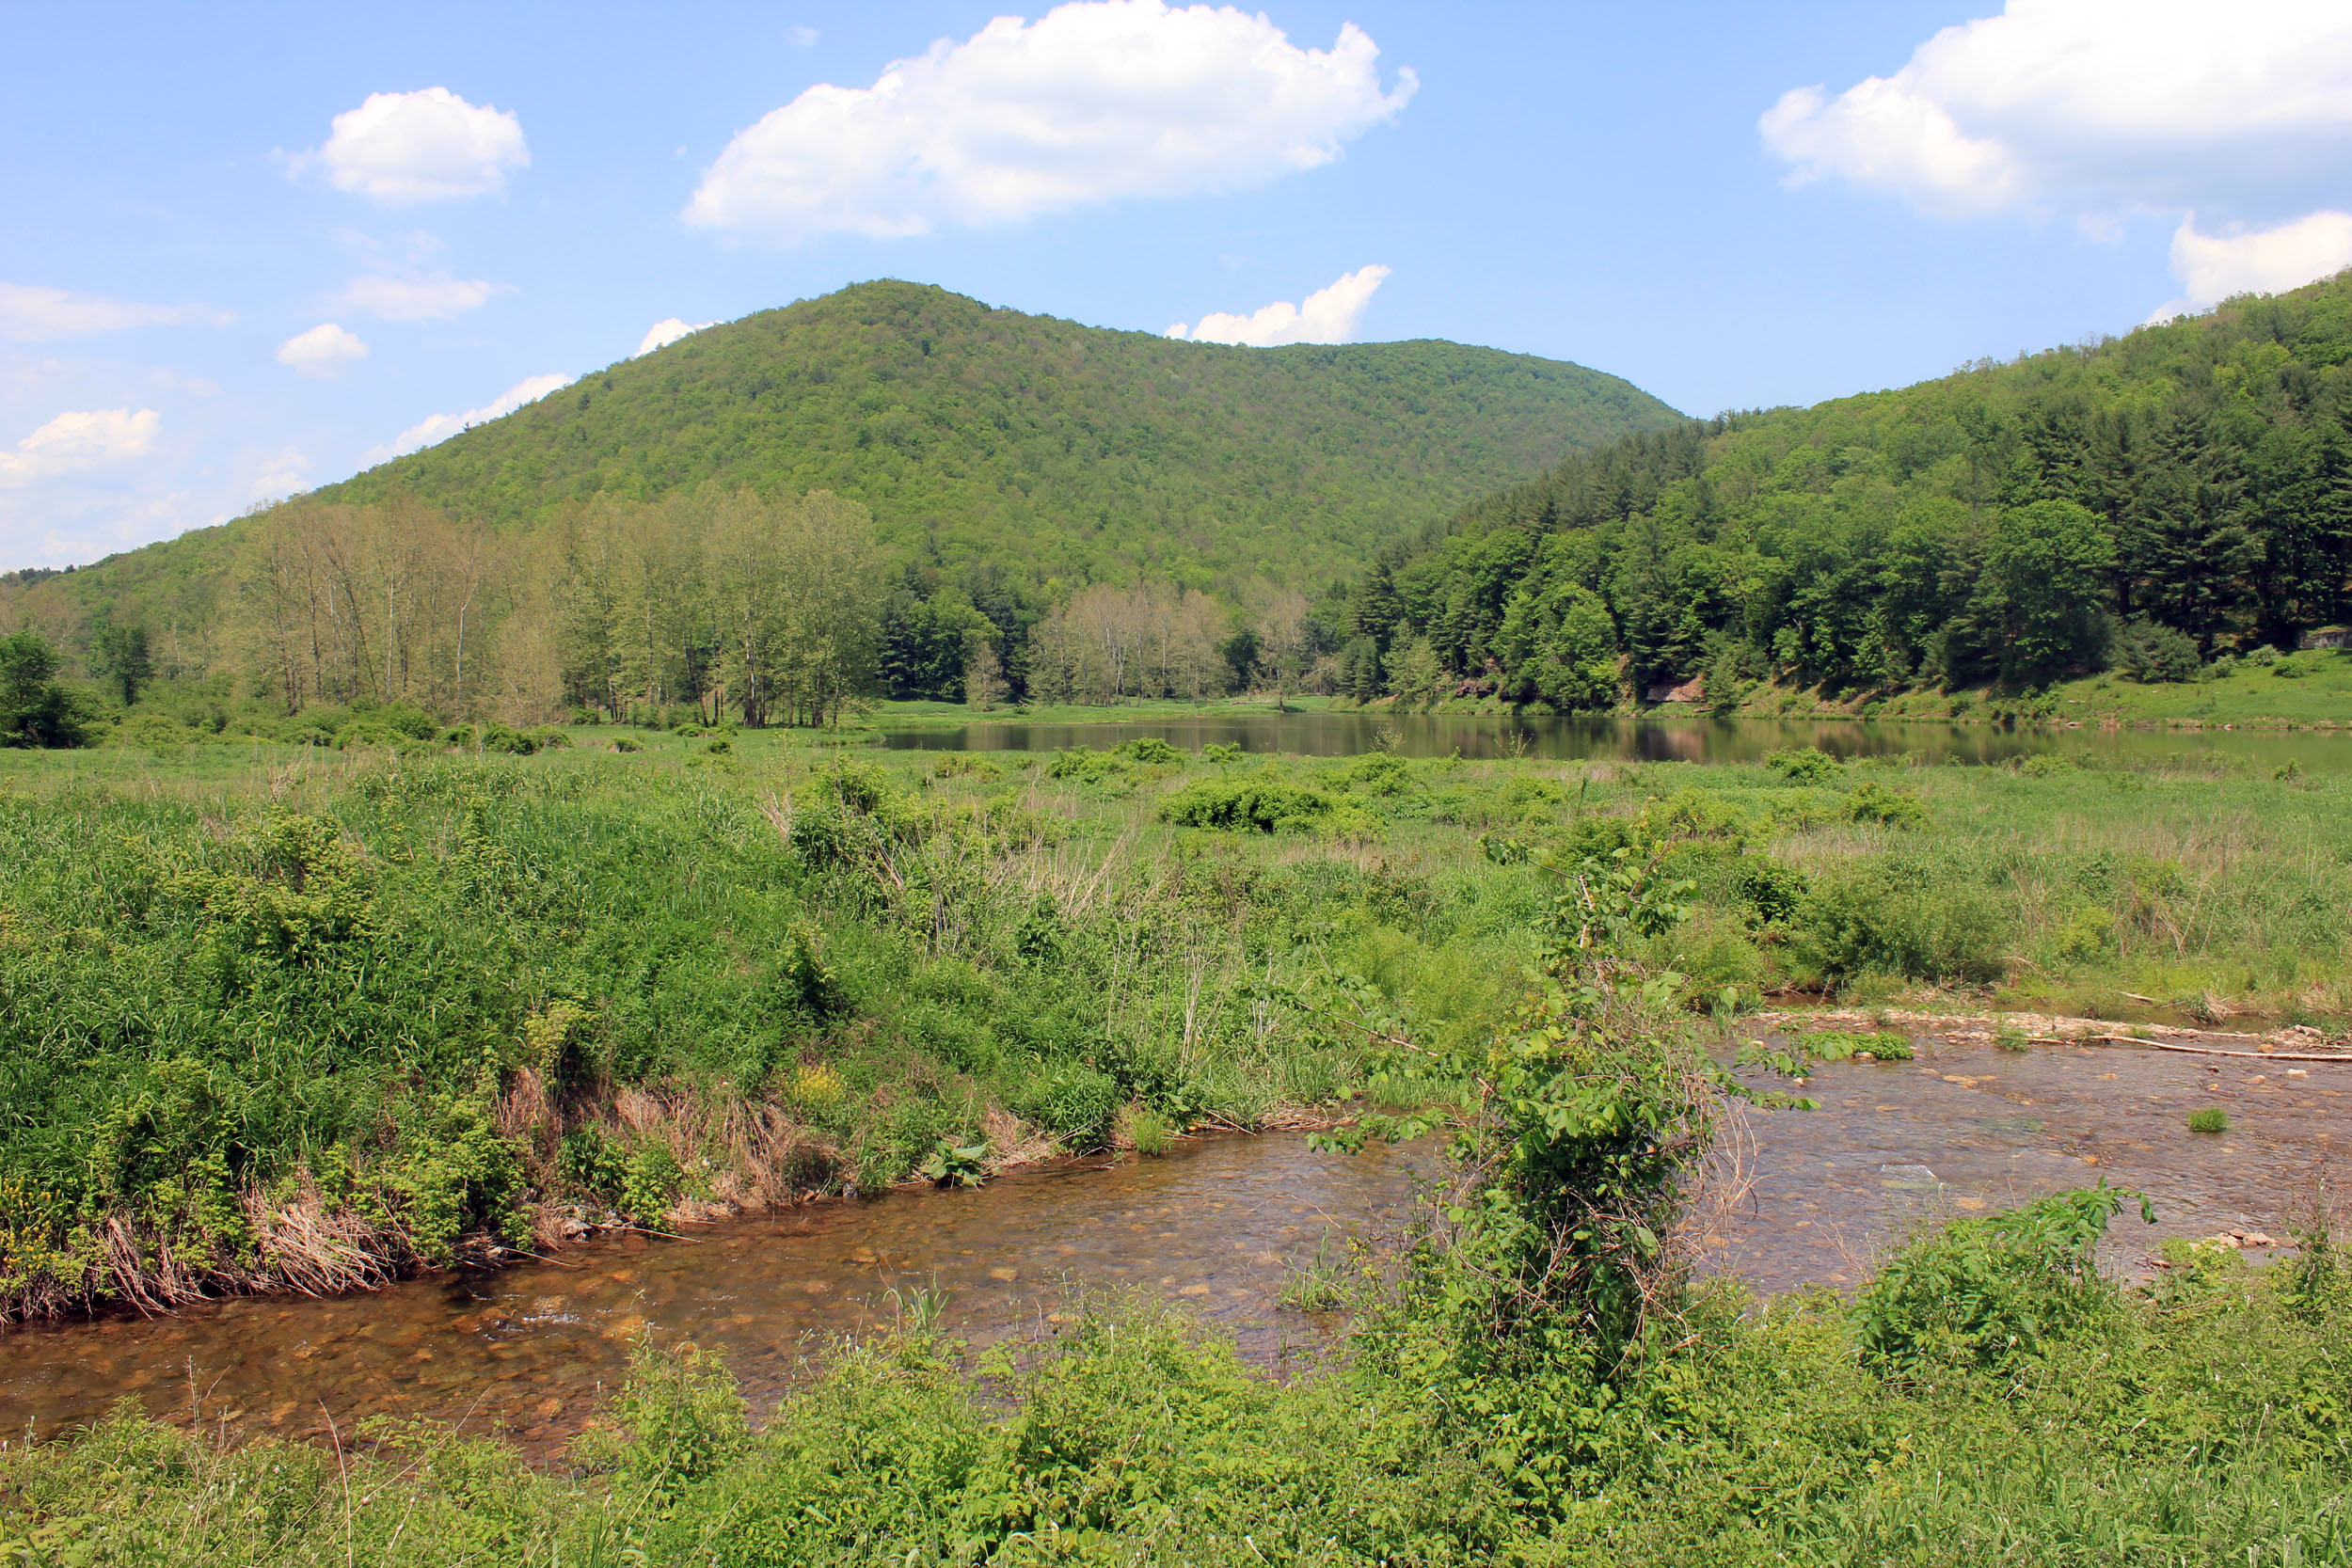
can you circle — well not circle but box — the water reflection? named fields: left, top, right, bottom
left=881, top=711, right=2352, bottom=768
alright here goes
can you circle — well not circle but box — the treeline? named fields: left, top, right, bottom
left=1342, top=271, right=2352, bottom=706
left=2, top=482, right=1344, bottom=739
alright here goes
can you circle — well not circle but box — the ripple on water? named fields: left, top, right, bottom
left=0, top=1039, right=2337, bottom=1458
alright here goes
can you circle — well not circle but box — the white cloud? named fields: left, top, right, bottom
left=0, top=282, right=233, bottom=341
left=337, top=273, right=499, bottom=321
left=275, top=322, right=370, bottom=377
left=0, top=407, right=160, bottom=488
left=1760, top=1, right=2352, bottom=222
left=687, top=0, right=1415, bottom=244
left=784, top=24, right=819, bottom=47
left=368, top=372, right=572, bottom=461
left=246, top=447, right=310, bottom=500
left=2148, top=211, right=2352, bottom=321
left=635, top=317, right=717, bottom=356
left=1165, top=263, right=1390, bottom=347
left=291, top=87, right=531, bottom=204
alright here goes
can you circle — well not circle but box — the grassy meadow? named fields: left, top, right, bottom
left=6, top=721, right=2350, bottom=1320
left=5, top=718, right=2352, bottom=1563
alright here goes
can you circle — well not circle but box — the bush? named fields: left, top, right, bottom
left=1844, top=781, right=1926, bottom=828
left=1112, top=736, right=1184, bottom=767
left=1854, top=1186, right=2147, bottom=1377
left=2187, top=1106, right=2230, bottom=1134
left=1793, top=861, right=2009, bottom=984
left=2114, top=618, right=2201, bottom=683
left=1764, top=746, right=1842, bottom=784
left=1731, top=855, right=1808, bottom=927
left=1025, top=1061, right=1122, bottom=1149
left=0, top=630, right=90, bottom=749
left=1159, top=775, right=1336, bottom=832
left=1045, top=746, right=1132, bottom=782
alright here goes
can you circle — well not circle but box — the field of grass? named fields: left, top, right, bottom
left=7, top=721, right=2352, bottom=1562
left=6, top=725, right=2349, bottom=1321
left=0, top=728, right=1539, bottom=1319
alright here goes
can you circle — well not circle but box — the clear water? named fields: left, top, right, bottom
left=1, top=1034, right=2339, bottom=1459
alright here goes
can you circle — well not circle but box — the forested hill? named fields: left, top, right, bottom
left=320, top=279, right=1678, bottom=586
left=1339, top=270, right=2352, bottom=706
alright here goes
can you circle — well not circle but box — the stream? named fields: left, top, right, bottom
left=0, top=1033, right=2341, bottom=1458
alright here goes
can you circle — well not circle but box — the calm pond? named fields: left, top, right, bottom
left=879, top=711, right=2352, bottom=769
left=2, top=1031, right=2339, bottom=1458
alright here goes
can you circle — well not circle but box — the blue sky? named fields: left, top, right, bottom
left=6, top=0, right=2349, bottom=569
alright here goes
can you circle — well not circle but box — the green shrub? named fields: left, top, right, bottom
left=1112, top=736, right=1184, bottom=767
left=2187, top=1105, right=2230, bottom=1134
left=1845, top=781, right=1926, bottom=828
left=573, top=1333, right=748, bottom=1499
left=1025, top=1062, right=1122, bottom=1149
left=1793, top=861, right=2009, bottom=985
left=1731, top=855, right=1807, bottom=927
left=1044, top=746, right=1131, bottom=782
left=1763, top=746, right=1843, bottom=784
left=1159, top=775, right=1337, bottom=832
left=2114, top=618, right=2201, bottom=683
left=1853, top=1185, right=2148, bottom=1377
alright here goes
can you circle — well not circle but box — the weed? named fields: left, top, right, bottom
left=2187, top=1106, right=2230, bottom=1134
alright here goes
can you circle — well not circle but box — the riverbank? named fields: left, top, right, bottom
left=8, top=731, right=2352, bottom=1323
left=6, top=1194, right=2344, bottom=1565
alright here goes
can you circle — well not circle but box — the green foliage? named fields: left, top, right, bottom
left=1359, top=271, right=2352, bottom=703
left=1844, top=779, right=1927, bottom=828
left=1764, top=746, right=1842, bottom=784
left=2187, top=1105, right=2231, bottom=1133
left=1124, top=1103, right=1174, bottom=1156
left=1024, top=1062, right=1122, bottom=1151
left=915, top=1135, right=989, bottom=1187
left=574, top=1333, right=750, bottom=1501
left=1792, top=859, right=2010, bottom=985
left=1853, top=1184, right=2152, bottom=1377
left=1159, top=774, right=1338, bottom=832
left=2115, top=615, right=2202, bottom=682
left=0, top=631, right=87, bottom=749
left=324, top=281, right=1679, bottom=589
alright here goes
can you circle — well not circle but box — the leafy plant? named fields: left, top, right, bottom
left=915, top=1136, right=990, bottom=1187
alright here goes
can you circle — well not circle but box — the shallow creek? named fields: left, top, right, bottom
left=1, top=1035, right=2340, bottom=1458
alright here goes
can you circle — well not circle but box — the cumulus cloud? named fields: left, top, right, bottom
left=687, top=0, right=1415, bottom=244
left=0, top=282, right=233, bottom=341
left=368, top=372, right=571, bottom=462
left=291, top=87, right=531, bottom=203
left=0, top=407, right=160, bottom=488
left=1165, top=264, right=1390, bottom=347
left=275, top=323, right=370, bottom=377
left=337, top=273, right=499, bottom=322
left=2148, top=211, right=2352, bottom=321
left=1760, top=1, right=2352, bottom=221
left=245, top=447, right=310, bottom=500
left=635, top=317, right=717, bottom=356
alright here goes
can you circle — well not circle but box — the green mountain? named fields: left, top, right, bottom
left=1, top=282, right=1680, bottom=702
left=1341, top=270, right=2352, bottom=706
left=324, top=279, right=1679, bottom=588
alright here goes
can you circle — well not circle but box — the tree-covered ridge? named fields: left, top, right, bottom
left=323, top=279, right=1682, bottom=589
left=1346, top=270, right=2352, bottom=705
